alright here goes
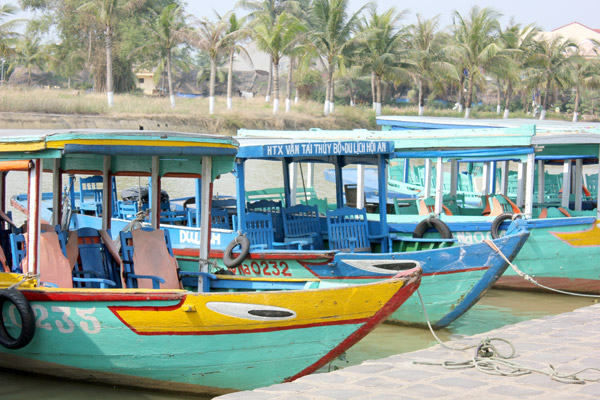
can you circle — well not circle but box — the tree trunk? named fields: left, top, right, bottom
left=457, top=74, right=465, bottom=113
left=375, top=74, right=382, bottom=116
left=324, top=63, right=333, bottom=115
left=166, top=48, right=175, bottom=108
left=503, top=81, right=512, bottom=119
left=464, top=72, right=474, bottom=119
left=285, top=57, right=293, bottom=113
left=371, top=72, right=376, bottom=110
left=272, top=60, right=280, bottom=114
left=105, top=26, right=114, bottom=107
left=265, top=60, right=273, bottom=102
left=540, top=78, right=551, bottom=120
left=227, top=49, right=234, bottom=110
left=418, top=77, right=424, bottom=116
left=573, top=85, right=580, bottom=122
left=209, top=55, right=216, bottom=114
left=496, top=82, right=501, bottom=114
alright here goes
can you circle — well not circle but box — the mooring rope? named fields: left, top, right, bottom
left=413, top=289, right=600, bottom=384
left=8, top=273, right=40, bottom=290
left=483, top=239, right=600, bottom=298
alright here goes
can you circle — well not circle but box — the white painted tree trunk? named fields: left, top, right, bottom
left=324, top=100, right=330, bottom=115
left=503, top=108, right=510, bottom=119
left=374, top=102, right=381, bottom=116
left=350, top=99, right=354, bottom=107
left=227, top=97, right=232, bottom=110
left=573, top=111, right=578, bottom=122
left=294, top=90, right=298, bottom=104
left=273, top=98, right=279, bottom=114
left=329, top=101, right=334, bottom=114
left=458, top=104, right=463, bottom=113
left=539, top=109, right=546, bottom=120
left=418, top=106, right=424, bottom=116
left=209, top=96, right=215, bottom=115
left=107, top=92, right=114, bottom=108
left=496, top=104, right=501, bottom=114
left=170, top=95, right=176, bottom=108
left=464, top=108, right=471, bottom=119
left=285, top=98, right=290, bottom=113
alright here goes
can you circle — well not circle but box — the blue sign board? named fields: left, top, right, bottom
left=257, top=141, right=394, bottom=158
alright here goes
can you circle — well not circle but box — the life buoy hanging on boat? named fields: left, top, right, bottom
left=223, top=235, right=251, bottom=268
left=490, top=213, right=522, bottom=239
left=0, top=289, right=35, bottom=349
left=412, top=217, right=453, bottom=239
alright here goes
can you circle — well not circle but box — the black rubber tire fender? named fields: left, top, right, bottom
left=491, top=213, right=519, bottom=239
left=0, top=289, right=35, bottom=350
left=223, top=235, right=251, bottom=268
left=412, top=217, right=453, bottom=239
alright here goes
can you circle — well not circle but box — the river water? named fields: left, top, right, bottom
left=0, top=164, right=597, bottom=398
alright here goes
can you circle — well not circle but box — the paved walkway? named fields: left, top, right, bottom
left=216, top=304, right=600, bottom=399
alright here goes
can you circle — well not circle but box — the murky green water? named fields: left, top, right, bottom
left=1, top=165, right=597, bottom=398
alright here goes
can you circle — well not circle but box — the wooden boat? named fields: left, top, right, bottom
left=0, top=129, right=422, bottom=395
left=11, top=134, right=530, bottom=329
left=245, top=122, right=600, bottom=294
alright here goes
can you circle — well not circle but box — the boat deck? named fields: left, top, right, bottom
left=216, top=303, right=600, bottom=399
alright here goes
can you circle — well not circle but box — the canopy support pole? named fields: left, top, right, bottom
left=562, top=160, right=572, bottom=210
left=27, top=159, right=41, bottom=275
left=537, top=159, right=545, bottom=204
left=378, top=155, right=389, bottom=252
left=435, top=157, right=443, bottom=214
left=525, top=153, right=535, bottom=218
left=500, top=161, right=509, bottom=196
left=575, top=158, right=583, bottom=211
left=449, top=159, right=458, bottom=198
left=516, top=162, right=526, bottom=208
left=423, top=159, right=432, bottom=198
left=102, top=156, right=112, bottom=231
left=357, top=164, right=365, bottom=210
left=151, top=156, right=160, bottom=229
left=52, top=158, right=62, bottom=226
left=289, top=162, right=298, bottom=206
left=234, top=160, right=246, bottom=231
left=198, top=156, right=213, bottom=291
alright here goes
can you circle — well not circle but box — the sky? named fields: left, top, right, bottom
left=185, top=0, right=600, bottom=32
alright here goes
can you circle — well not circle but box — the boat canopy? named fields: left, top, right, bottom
left=0, top=129, right=238, bottom=179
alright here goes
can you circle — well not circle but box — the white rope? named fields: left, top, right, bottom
left=8, top=273, right=40, bottom=289
left=413, top=289, right=600, bottom=384
left=483, top=239, right=600, bottom=298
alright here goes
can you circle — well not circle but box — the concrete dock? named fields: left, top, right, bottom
left=216, top=304, right=600, bottom=399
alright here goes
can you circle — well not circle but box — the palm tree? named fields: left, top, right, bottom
left=78, top=0, right=144, bottom=107
left=309, top=0, right=364, bottom=115
left=252, top=11, right=306, bottom=114
left=355, top=6, right=409, bottom=116
left=0, top=4, right=22, bottom=60
left=16, top=33, right=45, bottom=86
left=567, top=51, right=600, bottom=122
left=408, top=15, right=456, bottom=116
left=451, top=6, right=503, bottom=118
left=223, top=13, right=251, bottom=110
left=528, top=35, right=578, bottom=120
left=494, top=22, right=539, bottom=119
left=191, top=14, right=230, bottom=114
left=138, top=4, right=187, bottom=108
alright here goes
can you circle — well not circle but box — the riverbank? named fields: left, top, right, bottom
left=1, top=86, right=589, bottom=135
left=216, top=303, right=600, bottom=399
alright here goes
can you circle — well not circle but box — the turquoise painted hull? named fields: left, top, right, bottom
left=199, top=225, right=530, bottom=328
left=387, top=214, right=600, bottom=294
left=0, top=270, right=420, bottom=395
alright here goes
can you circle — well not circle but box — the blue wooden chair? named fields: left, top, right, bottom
left=73, top=227, right=121, bottom=288
left=244, top=212, right=305, bottom=250
left=10, top=231, right=116, bottom=288
left=326, top=207, right=386, bottom=252
left=282, top=204, right=324, bottom=250
left=119, top=227, right=214, bottom=291
left=117, top=200, right=139, bottom=220
left=211, top=208, right=230, bottom=229
left=247, top=200, right=284, bottom=242
left=79, top=176, right=103, bottom=216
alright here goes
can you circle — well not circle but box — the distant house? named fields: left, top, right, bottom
left=135, top=71, right=156, bottom=95
left=542, top=22, right=600, bottom=57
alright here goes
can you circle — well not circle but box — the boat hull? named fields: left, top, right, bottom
left=0, top=269, right=420, bottom=395
left=387, top=215, right=600, bottom=294
left=184, top=227, right=529, bottom=329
